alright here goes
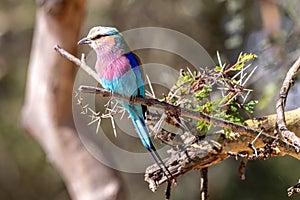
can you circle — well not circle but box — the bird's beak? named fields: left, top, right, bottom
left=77, top=37, right=92, bottom=45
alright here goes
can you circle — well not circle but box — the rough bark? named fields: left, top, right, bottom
left=21, top=0, right=126, bottom=199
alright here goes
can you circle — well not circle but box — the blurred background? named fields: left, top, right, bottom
left=1, top=0, right=300, bottom=199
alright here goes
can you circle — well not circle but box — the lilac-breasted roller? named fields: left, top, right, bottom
left=78, top=26, right=172, bottom=180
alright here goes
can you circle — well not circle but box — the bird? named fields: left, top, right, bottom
left=78, top=26, right=173, bottom=180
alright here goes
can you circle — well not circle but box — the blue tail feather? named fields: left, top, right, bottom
left=129, top=110, right=152, bottom=150
left=128, top=109, right=173, bottom=180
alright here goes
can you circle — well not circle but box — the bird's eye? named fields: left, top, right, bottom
left=91, top=34, right=103, bottom=40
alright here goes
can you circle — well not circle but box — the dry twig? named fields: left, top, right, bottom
left=288, top=179, right=300, bottom=197
left=200, top=168, right=209, bottom=200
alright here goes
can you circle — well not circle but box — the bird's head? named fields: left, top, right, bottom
left=78, top=26, right=128, bottom=53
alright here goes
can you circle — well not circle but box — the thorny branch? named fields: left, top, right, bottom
left=78, top=85, right=300, bottom=155
left=54, top=45, right=300, bottom=195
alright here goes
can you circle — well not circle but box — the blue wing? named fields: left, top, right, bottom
left=125, top=52, right=147, bottom=117
left=125, top=52, right=145, bottom=98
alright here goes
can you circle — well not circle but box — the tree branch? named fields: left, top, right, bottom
left=276, top=56, right=300, bottom=147
left=54, top=45, right=263, bottom=139
left=77, top=85, right=300, bottom=153
left=54, top=45, right=300, bottom=192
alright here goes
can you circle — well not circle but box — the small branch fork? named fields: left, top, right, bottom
left=54, top=45, right=300, bottom=196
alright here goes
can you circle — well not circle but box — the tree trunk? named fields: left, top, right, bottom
left=21, top=0, right=126, bottom=199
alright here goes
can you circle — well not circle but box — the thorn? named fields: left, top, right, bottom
left=96, top=117, right=101, bottom=134
left=146, top=74, right=156, bottom=98
left=110, top=115, right=117, bottom=137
